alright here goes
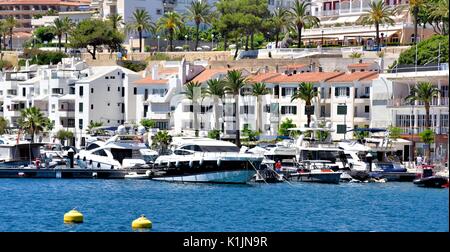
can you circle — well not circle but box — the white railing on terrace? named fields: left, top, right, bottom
left=303, top=23, right=405, bottom=35
left=387, top=97, right=449, bottom=107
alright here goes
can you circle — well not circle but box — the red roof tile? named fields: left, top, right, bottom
left=328, top=72, right=378, bottom=82
left=134, top=77, right=168, bottom=85
left=267, top=72, right=345, bottom=83
left=191, top=68, right=231, bottom=83
left=247, top=72, right=281, bottom=83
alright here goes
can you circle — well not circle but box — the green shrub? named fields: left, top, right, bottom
left=20, top=49, right=67, bottom=65
left=278, top=118, right=296, bottom=137
left=208, top=129, right=221, bottom=140
left=391, top=35, right=449, bottom=68
left=120, top=60, right=147, bottom=72
left=0, top=60, right=13, bottom=70
left=140, top=118, right=156, bottom=129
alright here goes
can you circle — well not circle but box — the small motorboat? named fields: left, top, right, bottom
left=413, top=166, right=449, bottom=188
left=124, top=171, right=151, bottom=179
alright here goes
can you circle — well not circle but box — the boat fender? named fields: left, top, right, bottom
left=199, top=159, right=204, bottom=166
left=83, top=157, right=86, bottom=161
left=145, top=170, right=151, bottom=176
left=97, top=163, right=101, bottom=168
left=175, top=160, right=180, bottom=167
left=189, top=160, right=194, bottom=168
left=217, top=158, right=221, bottom=166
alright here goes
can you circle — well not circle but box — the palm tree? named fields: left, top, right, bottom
left=52, top=18, right=65, bottom=51
left=429, top=0, right=449, bottom=35
left=409, top=0, right=425, bottom=44
left=61, top=17, right=73, bottom=53
left=272, top=8, right=289, bottom=49
left=291, top=82, right=319, bottom=128
left=17, top=107, right=47, bottom=143
left=86, top=121, right=104, bottom=135
left=405, top=82, right=440, bottom=129
left=0, top=117, right=9, bottom=135
left=252, top=82, right=269, bottom=133
left=152, top=130, right=172, bottom=154
left=224, top=70, right=248, bottom=147
left=360, top=0, right=397, bottom=50
left=126, top=9, right=154, bottom=53
left=185, top=81, right=203, bottom=137
left=0, top=20, right=6, bottom=51
left=108, top=13, right=123, bottom=31
left=157, top=12, right=183, bottom=52
left=290, top=0, right=320, bottom=48
left=205, top=79, right=225, bottom=132
left=4, top=16, right=18, bottom=50
left=187, top=0, right=211, bottom=51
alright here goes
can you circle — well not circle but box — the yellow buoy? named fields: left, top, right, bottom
left=132, top=215, right=152, bottom=229
left=64, top=209, right=84, bottom=224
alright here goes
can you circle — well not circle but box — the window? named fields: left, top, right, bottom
left=107, top=86, right=110, bottom=91
left=281, top=87, right=297, bottom=97
left=79, top=86, right=84, bottom=96
left=79, top=119, right=83, bottom=129
left=335, top=87, right=350, bottom=97
left=337, top=124, right=347, bottom=134
left=118, top=87, right=121, bottom=92
left=22, top=88, right=26, bottom=96
left=105, top=76, right=109, bottom=79
left=365, top=87, right=370, bottom=94
left=264, top=124, right=271, bottom=131
left=156, top=9, right=162, bottom=15
left=365, top=106, right=370, bottom=113
left=240, top=105, right=255, bottom=114
left=52, top=88, right=63, bottom=94
left=79, top=102, right=83, bottom=112
left=91, top=88, right=94, bottom=93
left=133, top=87, right=137, bottom=95
left=337, top=105, right=347, bottom=115
left=281, top=106, right=297, bottom=115
left=107, top=103, right=110, bottom=106
left=263, top=105, right=271, bottom=113
left=91, top=104, right=94, bottom=110
left=144, top=89, right=148, bottom=100
left=122, top=87, right=125, bottom=97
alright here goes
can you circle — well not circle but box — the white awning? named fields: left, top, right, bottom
left=59, top=94, right=76, bottom=100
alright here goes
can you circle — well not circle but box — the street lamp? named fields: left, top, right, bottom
left=321, top=30, right=324, bottom=46
left=420, top=23, right=425, bottom=42
left=130, top=36, right=133, bottom=52
left=211, top=33, right=214, bottom=50
left=185, top=34, right=188, bottom=50
left=157, top=35, right=160, bottom=52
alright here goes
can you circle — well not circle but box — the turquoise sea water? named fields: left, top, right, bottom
left=0, top=179, right=448, bottom=232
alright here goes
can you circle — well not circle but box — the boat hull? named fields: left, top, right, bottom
left=413, top=176, right=449, bottom=188
left=287, top=172, right=342, bottom=184
left=152, top=169, right=256, bottom=184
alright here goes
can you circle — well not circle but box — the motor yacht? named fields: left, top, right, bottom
left=152, top=137, right=264, bottom=184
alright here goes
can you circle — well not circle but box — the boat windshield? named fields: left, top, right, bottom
left=301, top=150, right=346, bottom=163
left=200, top=145, right=240, bottom=152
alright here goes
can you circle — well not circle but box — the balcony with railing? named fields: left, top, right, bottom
left=387, top=97, right=449, bottom=108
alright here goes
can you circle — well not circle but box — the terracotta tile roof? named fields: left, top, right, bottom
left=191, top=68, right=231, bottom=83
left=328, top=72, right=378, bottom=82
left=267, top=72, right=345, bottom=83
left=158, top=68, right=179, bottom=74
left=347, top=62, right=377, bottom=68
left=247, top=72, right=281, bottom=83
left=134, top=77, right=168, bottom=85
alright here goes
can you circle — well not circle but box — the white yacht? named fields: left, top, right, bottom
left=75, top=128, right=158, bottom=170
left=152, top=137, right=264, bottom=184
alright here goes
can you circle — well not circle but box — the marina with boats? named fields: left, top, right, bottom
left=1, top=124, right=447, bottom=188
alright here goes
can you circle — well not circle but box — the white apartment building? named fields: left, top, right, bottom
left=0, top=58, right=141, bottom=148
left=131, top=60, right=379, bottom=140
left=371, top=66, right=449, bottom=163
